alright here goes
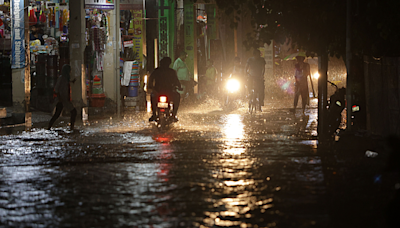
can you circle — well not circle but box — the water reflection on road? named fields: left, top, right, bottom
left=0, top=98, right=328, bottom=227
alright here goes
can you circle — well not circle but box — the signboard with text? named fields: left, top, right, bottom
left=11, top=0, right=25, bottom=69
left=158, top=0, right=175, bottom=61
left=263, top=42, right=274, bottom=82
left=85, top=0, right=114, bottom=10
left=133, top=9, right=143, bottom=69
left=205, top=5, right=217, bottom=40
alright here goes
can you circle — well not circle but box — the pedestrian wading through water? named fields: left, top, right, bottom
left=48, top=64, right=77, bottom=131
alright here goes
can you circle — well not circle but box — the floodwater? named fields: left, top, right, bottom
left=0, top=97, right=392, bottom=227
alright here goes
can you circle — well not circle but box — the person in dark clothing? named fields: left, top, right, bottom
left=293, top=52, right=310, bottom=114
left=245, top=49, right=266, bottom=111
left=29, top=24, right=44, bottom=45
left=48, top=64, right=77, bottom=131
left=148, top=57, right=182, bottom=122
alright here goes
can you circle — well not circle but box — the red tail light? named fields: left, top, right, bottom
left=159, top=96, right=167, bottom=103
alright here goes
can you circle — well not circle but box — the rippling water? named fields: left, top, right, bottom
left=0, top=98, right=328, bottom=227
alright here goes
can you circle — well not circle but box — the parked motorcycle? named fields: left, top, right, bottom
left=326, top=81, right=346, bottom=135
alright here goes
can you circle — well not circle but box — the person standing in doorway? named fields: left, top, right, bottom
left=48, top=64, right=77, bottom=131
left=29, top=24, right=45, bottom=45
left=292, top=52, right=310, bottom=114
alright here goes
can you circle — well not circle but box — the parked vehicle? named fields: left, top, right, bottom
left=326, top=81, right=346, bottom=135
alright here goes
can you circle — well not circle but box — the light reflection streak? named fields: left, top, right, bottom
left=307, top=98, right=318, bottom=136
left=200, top=114, right=273, bottom=227
left=147, top=101, right=151, bottom=113
left=222, top=114, right=245, bottom=155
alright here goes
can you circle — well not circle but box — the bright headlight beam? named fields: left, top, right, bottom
left=226, top=79, right=240, bottom=93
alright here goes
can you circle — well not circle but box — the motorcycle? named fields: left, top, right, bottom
left=326, top=81, right=346, bottom=135
left=155, top=92, right=176, bottom=130
left=223, top=74, right=244, bottom=110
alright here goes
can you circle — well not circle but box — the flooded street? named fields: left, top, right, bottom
left=0, top=98, right=392, bottom=227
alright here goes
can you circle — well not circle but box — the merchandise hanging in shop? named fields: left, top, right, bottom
left=84, top=8, right=109, bottom=107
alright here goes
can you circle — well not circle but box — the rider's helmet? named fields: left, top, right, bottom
left=160, top=57, right=172, bottom=68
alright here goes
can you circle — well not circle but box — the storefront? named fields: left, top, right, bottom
left=119, top=1, right=146, bottom=111
left=28, top=0, right=69, bottom=112
left=84, top=7, right=110, bottom=108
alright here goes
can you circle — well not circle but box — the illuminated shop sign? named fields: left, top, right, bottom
left=11, top=0, right=25, bottom=69
left=85, top=0, right=114, bottom=10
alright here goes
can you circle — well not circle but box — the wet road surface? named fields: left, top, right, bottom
left=0, top=98, right=393, bottom=227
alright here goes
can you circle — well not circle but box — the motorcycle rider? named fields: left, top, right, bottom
left=148, top=57, right=182, bottom=122
left=232, top=57, right=244, bottom=76
left=245, top=49, right=266, bottom=111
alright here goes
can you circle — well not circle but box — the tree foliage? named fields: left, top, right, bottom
left=209, top=0, right=400, bottom=57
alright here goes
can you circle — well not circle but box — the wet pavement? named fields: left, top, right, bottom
left=0, top=98, right=396, bottom=227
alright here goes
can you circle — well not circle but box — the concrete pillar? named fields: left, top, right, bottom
left=103, top=8, right=117, bottom=103
left=11, top=68, right=25, bottom=109
left=102, top=1, right=121, bottom=115
left=69, top=0, right=87, bottom=115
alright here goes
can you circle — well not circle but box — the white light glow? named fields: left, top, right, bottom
left=223, top=114, right=245, bottom=155
left=144, top=75, right=148, bottom=92
left=147, top=101, right=151, bottom=113
left=226, top=79, right=240, bottom=93
left=313, top=72, right=320, bottom=80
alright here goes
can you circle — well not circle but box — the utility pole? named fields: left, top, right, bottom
left=318, top=52, right=328, bottom=138
left=115, top=0, right=121, bottom=117
left=69, top=0, right=86, bottom=120
left=346, top=0, right=352, bottom=131
left=146, top=0, right=157, bottom=74
left=24, top=0, right=31, bottom=128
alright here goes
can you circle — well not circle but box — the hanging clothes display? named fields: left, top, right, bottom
left=85, top=9, right=109, bottom=107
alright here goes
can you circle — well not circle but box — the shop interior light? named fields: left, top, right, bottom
left=144, top=75, right=148, bottom=92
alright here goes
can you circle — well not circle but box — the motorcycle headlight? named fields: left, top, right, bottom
left=226, top=79, right=240, bottom=93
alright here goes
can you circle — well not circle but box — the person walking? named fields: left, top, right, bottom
left=245, top=49, right=266, bottom=111
left=48, top=64, right=77, bottom=131
left=173, top=51, right=191, bottom=96
left=205, top=59, right=217, bottom=95
left=292, top=52, right=310, bottom=114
